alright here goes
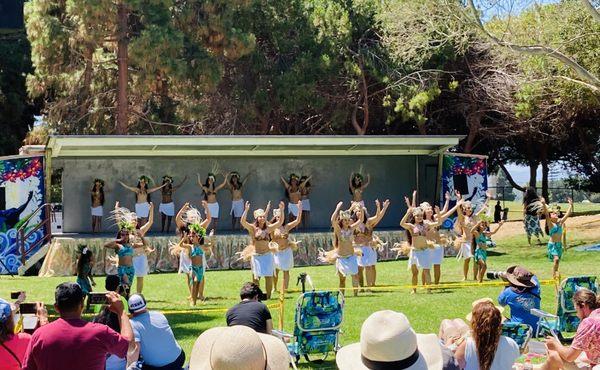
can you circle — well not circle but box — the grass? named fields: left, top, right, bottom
left=1, top=220, right=599, bottom=369
left=498, top=200, right=600, bottom=221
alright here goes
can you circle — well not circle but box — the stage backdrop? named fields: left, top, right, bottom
left=439, top=153, right=488, bottom=229
left=0, top=156, right=45, bottom=274
left=55, top=155, right=439, bottom=233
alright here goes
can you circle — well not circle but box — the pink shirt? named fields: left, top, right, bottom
left=22, top=318, right=129, bottom=370
left=572, top=308, right=600, bottom=365
left=0, top=332, right=32, bottom=370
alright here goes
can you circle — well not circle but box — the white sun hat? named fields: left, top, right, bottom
left=189, top=325, right=290, bottom=370
left=336, top=310, right=443, bottom=370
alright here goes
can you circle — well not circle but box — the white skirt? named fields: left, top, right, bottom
left=159, top=202, right=175, bottom=216
left=336, top=255, right=359, bottom=277
left=274, top=248, right=294, bottom=271
left=91, top=206, right=103, bottom=217
left=411, top=249, right=433, bottom=269
left=301, top=199, right=311, bottom=211
left=208, top=202, right=220, bottom=219
left=133, top=254, right=149, bottom=276
left=288, top=203, right=299, bottom=217
left=135, top=202, right=151, bottom=218
left=431, top=244, right=444, bottom=265
left=457, top=242, right=473, bottom=260
left=251, top=253, right=275, bottom=278
left=230, top=199, right=244, bottom=218
left=178, top=251, right=192, bottom=274
left=358, top=246, right=377, bottom=267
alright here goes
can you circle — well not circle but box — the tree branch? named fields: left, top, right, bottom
left=581, top=0, right=600, bottom=23
left=498, top=162, right=526, bottom=192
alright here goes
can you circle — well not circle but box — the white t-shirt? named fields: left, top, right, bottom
left=465, top=336, right=520, bottom=370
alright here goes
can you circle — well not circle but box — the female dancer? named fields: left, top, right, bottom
left=104, top=229, right=135, bottom=290
left=240, top=201, right=285, bottom=299
left=198, top=172, right=227, bottom=232
left=349, top=172, right=370, bottom=206
left=523, top=186, right=544, bottom=246
left=119, top=175, right=165, bottom=225
left=300, top=175, right=312, bottom=230
left=542, top=197, right=573, bottom=278
left=271, top=201, right=302, bottom=292
left=227, top=171, right=251, bottom=230
left=355, top=199, right=390, bottom=289
left=400, top=199, right=443, bottom=293
left=90, top=179, right=105, bottom=233
left=319, top=202, right=363, bottom=297
left=471, top=217, right=504, bottom=283
left=159, top=175, right=187, bottom=233
left=76, top=245, right=95, bottom=309
left=455, top=191, right=490, bottom=281
left=281, top=174, right=307, bottom=222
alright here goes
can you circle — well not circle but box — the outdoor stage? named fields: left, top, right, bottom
left=38, top=229, right=458, bottom=277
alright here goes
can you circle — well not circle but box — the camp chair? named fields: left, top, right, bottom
left=531, top=275, right=597, bottom=342
left=501, top=322, right=532, bottom=353
left=274, top=290, right=344, bottom=364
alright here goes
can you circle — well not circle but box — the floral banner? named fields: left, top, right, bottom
left=0, top=156, right=45, bottom=274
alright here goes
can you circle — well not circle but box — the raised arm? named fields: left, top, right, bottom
left=441, top=191, right=450, bottom=214
left=559, top=198, right=573, bottom=225
left=173, top=175, right=188, bottom=191
left=440, top=200, right=462, bottom=221
left=362, top=174, right=371, bottom=189
left=175, top=203, right=189, bottom=229
left=368, top=199, right=390, bottom=227
left=215, top=175, right=228, bottom=192
left=411, top=190, right=417, bottom=208
left=470, top=221, right=482, bottom=237
left=240, top=201, right=254, bottom=233
left=148, top=183, right=168, bottom=193
left=197, top=173, right=203, bottom=187
left=541, top=198, right=553, bottom=228
left=474, top=191, right=491, bottom=217
left=267, top=202, right=286, bottom=232
left=400, top=206, right=414, bottom=231
left=280, top=176, right=289, bottom=189
left=286, top=202, right=303, bottom=230
left=348, top=173, right=354, bottom=189
left=488, top=221, right=504, bottom=236
left=241, top=172, right=251, bottom=186
left=331, top=201, right=343, bottom=225
left=119, top=181, right=138, bottom=193
left=104, top=240, right=121, bottom=250
left=200, top=200, right=211, bottom=229
left=300, top=175, right=312, bottom=188
left=139, top=203, right=154, bottom=236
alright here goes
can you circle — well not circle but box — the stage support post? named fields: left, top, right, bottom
left=44, top=147, right=52, bottom=203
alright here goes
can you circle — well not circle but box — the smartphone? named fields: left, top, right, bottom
left=258, top=293, right=268, bottom=301
left=20, top=303, right=38, bottom=314
left=88, top=292, right=108, bottom=305
left=11, top=291, right=24, bottom=299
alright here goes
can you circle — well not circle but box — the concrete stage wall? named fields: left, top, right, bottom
left=56, top=155, right=439, bottom=233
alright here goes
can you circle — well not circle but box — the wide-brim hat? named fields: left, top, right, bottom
left=189, top=326, right=290, bottom=370
left=336, top=310, right=442, bottom=370
left=505, top=265, right=535, bottom=288
left=466, top=298, right=505, bottom=322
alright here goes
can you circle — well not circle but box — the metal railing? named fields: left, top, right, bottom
left=17, top=203, right=53, bottom=266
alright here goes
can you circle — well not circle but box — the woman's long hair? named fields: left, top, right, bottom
left=77, top=247, right=93, bottom=276
left=137, top=180, right=150, bottom=203
left=523, top=186, right=539, bottom=206
left=203, top=174, right=215, bottom=201
left=0, top=315, right=14, bottom=343
left=229, top=173, right=241, bottom=190
left=471, top=301, right=502, bottom=370
left=349, top=174, right=362, bottom=195
left=573, top=288, right=600, bottom=311
left=91, top=182, right=105, bottom=206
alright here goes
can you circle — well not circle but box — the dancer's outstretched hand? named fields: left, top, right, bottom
left=244, top=201, right=250, bottom=211
left=279, top=201, right=285, bottom=210
left=337, top=201, right=343, bottom=208
left=445, top=191, right=451, bottom=201
left=383, top=199, right=390, bottom=207
left=201, top=200, right=208, bottom=209
left=404, top=196, right=411, bottom=208
left=567, top=197, right=573, bottom=205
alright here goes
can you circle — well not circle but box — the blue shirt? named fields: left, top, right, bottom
left=498, top=276, right=541, bottom=332
left=130, top=311, right=182, bottom=367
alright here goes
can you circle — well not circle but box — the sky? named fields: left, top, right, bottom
left=502, top=163, right=570, bottom=183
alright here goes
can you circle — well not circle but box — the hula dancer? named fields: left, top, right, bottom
left=104, top=229, right=135, bottom=291
left=226, top=171, right=251, bottom=231
left=300, top=175, right=312, bottom=230
left=159, top=175, right=187, bottom=233
left=542, top=197, right=573, bottom=278
left=349, top=172, right=370, bottom=207
left=76, top=245, right=95, bottom=309
left=239, top=201, right=285, bottom=299
left=471, top=217, right=504, bottom=283
left=90, top=179, right=105, bottom=233
left=354, top=199, right=390, bottom=290
left=271, top=201, right=303, bottom=293
left=119, top=175, right=166, bottom=225
left=198, top=172, right=227, bottom=232
left=523, top=187, right=544, bottom=246
left=319, top=202, right=363, bottom=297
left=281, top=174, right=309, bottom=223
left=455, top=191, right=490, bottom=281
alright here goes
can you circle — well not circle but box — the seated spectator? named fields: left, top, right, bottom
left=22, top=282, right=133, bottom=370
left=128, top=294, right=185, bottom=370
left=1, top=295, right=47, bottom=370
left=543, top=288, right=600, bottom=370
left=497, top=265, right=541, bottom=333
left=439, top=318, right=470, bottom=349
left=455, top=301, right=520, bottom=370
left=336, top=310, right=445, bottom=370
left=188, top=325, right=289, bottom=370
left=225, top=282, right=272, bottom=334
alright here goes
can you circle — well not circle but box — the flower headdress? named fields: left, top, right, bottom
left=339, top=210, right=352, bottom=220
left=138, top=175, right=152, bottom=184
left=162, top=175, right=173, bottom=183
left=353, top=173, right=364, bottom=181
left=230, top=171, right=240, bottom=178
left=207, top=172, right=216, bottom=181
left=419, top=202, right=432, bottom=210
left=412, top=207, right=424, bottom=217
left=254, top=209, right=266, bottom=218
left=478, top=213, right=493, bottom=224
left=93, top=178, right=105, bottom=187
left=188, top=223, right=207, bottom=238
left=182, top=207, right=203, bottom=225
left=111, top=207, right=137, bottom=231
left=290, top=173, right=299, bottom=181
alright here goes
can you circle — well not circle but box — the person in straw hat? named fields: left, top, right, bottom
left=336, top=310, right=444, bottom=370
left=497, top=265, right=541, bottom=333
left=189, top=325, right=290, bottom=370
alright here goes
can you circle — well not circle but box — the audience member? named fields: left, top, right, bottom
left=188, top=325, right=289, bottom=370
left=0, top=295, right=47, bottom=370
left=543, top=288, right=600, bottom=370
left=22, top=282, right=133, bottom=370
left=128, top=294, right=185, bottom=370
left=336, top=310, right=444, bottom=370
left=225, top=282, right=273, bottom=334
left=455, top=301, right=519, bottom=370
left=497, top=265, right=541, bottom=333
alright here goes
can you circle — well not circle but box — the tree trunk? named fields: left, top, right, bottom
left=528, top=161, right=538, bottom=188
left=116, top=2, right=129, bottom=134
left=540, top=144, right=550, bottom=201
left=498, top=162, right=525, bottom=192
left=351, top=59, right=369, bottom=135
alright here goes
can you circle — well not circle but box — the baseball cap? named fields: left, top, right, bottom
left=128, top=294, right=147, bottom=313
left=0, top=298, right=12, bottom=323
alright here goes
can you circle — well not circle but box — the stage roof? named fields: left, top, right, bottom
left=46, top=135, right=462, bottom=157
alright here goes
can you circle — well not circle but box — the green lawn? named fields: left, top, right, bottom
left=496, top=200, right=600, bottom=220
left=1, top=230, right=599, bottom=369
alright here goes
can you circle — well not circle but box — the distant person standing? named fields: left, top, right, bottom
left=494, top=201, right=502, bottom=223
left=523, top=187, right=544, bottom=246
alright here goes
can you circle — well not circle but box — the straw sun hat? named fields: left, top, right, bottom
left=189, top=325, right=290, bottom=370
left=336, top=310, right=443, bottom=370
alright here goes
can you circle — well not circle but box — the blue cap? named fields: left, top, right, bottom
left=0, top=298, right=12, bottom=323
